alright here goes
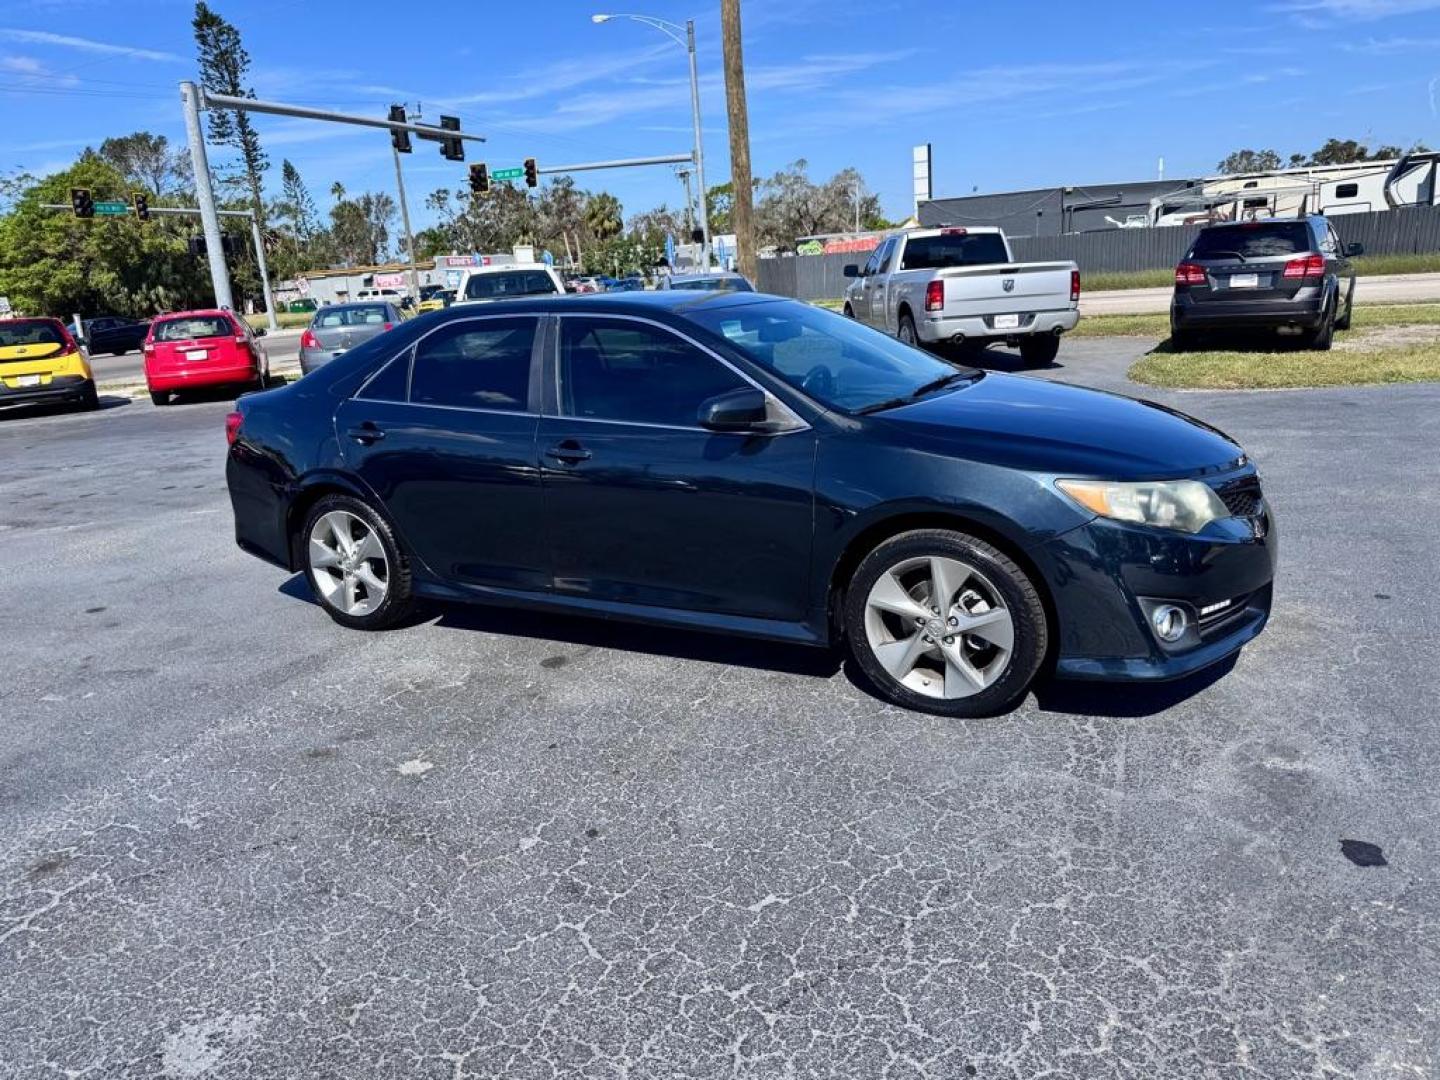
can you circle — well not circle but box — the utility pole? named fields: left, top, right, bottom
left=180, top=81, right=234, bottom=312
left=721, top=0, right=756, bottom=282
left=393, top=144, right=420, bottom=302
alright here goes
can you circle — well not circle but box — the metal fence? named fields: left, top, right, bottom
left=755, top=204, right=1440, bottom=300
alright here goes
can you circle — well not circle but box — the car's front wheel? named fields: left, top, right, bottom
left=302, top=494, right=415, bottom=630
left=843, top=529, right=1048, bottom=717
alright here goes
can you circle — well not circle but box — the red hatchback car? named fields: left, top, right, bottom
left=143, top=309, right=269, bottom=406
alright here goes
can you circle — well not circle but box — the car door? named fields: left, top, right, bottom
left=850, top=247, right=883, bottom=327
left=335, top=314, right=548, bottom=591
left=538, top=314, right=816, bottom=622
left=869, top=238, right=898, bottom=328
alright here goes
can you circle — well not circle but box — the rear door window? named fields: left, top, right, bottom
left=409, top=317, right=537, bottom=411
left=154, top=315, right=233, bottom=341
left=1189, top=223, right=1312, bottom=259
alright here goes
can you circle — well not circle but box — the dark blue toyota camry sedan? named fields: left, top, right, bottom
left=225, top=292, right=1276, bottom=716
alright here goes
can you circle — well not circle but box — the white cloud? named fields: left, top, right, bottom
left=1269, top=0, right=1440, bottom=20
left=0, top=53, right=79, bottom=88
left=0, top=28, right=182, bottom=62
left=1343, top=34, right=1440, bottom=50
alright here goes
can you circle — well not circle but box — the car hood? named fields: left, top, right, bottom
left=873, top=373, right=1244, bottom=478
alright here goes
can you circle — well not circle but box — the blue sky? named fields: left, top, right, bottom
left=3, top=0, right=1440, bottom=231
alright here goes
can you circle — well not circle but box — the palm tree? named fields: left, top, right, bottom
left=585, top=192, right=623, bottom=241
left=329, top=181, right=346, bottom=204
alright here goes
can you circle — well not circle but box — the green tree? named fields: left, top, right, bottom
left=1216, top=149, right=1283, bottom=174
left=96, top=132, right=191, bottom=197
left=0, top=156, right=208, bottom=317
left=193, top=3, right=268, bottom=229
left=584, top=192, right=623, bottom=241
left=279, top=160, right=318, bottom=240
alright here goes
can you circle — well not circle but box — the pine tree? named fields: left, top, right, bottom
left=281, top=160, right=317, bottom=239
left=193, top=3, right=269, bottom=230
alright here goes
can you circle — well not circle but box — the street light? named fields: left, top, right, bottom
left=592, top=11, right=710, bottom=270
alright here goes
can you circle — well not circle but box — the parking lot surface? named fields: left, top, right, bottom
left=2, top=338, right=1438, bottom=1077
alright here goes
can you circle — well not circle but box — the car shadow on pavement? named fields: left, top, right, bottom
left=277, top=573, right=843, bottom=679
left=1030, top=655, right=1238, bottom=717
left=959, top=347, right=1065, bottom=374
left=0, top=396, right=130, bottom=421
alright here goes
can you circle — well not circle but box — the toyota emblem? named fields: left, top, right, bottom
left=1002, top=278, right=1015, bottom=293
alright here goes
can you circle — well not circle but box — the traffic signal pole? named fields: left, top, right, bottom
left=181, top=80, right=234, bottom=314
left=392, top=146, right=420, bottom=304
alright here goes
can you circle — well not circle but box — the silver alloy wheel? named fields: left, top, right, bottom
left=862, top=555, right=1015, bottom=699
left=899, top=318, right=917, bottom=344
left=308, top=510, right=389, bottom=617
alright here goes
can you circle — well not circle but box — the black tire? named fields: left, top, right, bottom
left=300, top=493, right=416, bottom=631
left=1334, top=280, right=1355, bottom=331
left=897, top=311, right=919, bottom=347
left=1018, top=335, right=1060, bottom=368
left=149, top=389, right=169, bottom=407
left=842, top=304, right=855, bottom=319
left=842, top=528, right=1048, bottom=718
left=1303, top=301, right=1335, bottom=352
left=78, top=381, right=99, bottom=411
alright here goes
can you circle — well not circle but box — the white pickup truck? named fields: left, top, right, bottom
left=841, top=227, right=1080, bottom=367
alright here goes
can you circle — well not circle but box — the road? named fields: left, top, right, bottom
left=1081, top=270, right=1440, bottom=315
left=2, top=340, right=1438, bottom=1077
left=88, top=329, right=303, bottom=386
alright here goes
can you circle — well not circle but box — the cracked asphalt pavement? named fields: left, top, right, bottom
left=2, top=340, right=1438, bottom=1077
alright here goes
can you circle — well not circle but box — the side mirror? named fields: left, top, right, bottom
left=842, top=264, right=860, bottom=278
left=698, top=387, right=769, bottom=432
left=1345, top=242, right=1364, bottom=257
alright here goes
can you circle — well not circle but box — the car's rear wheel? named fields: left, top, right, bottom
left=843, top=529, right=1047, bottom=717
left=1303, top=301, right=1335, bottom=352
left=77, top=381, right=99, bottom=411
left=302, top=494, right=415, bottom=630
left=149, top=390, right=169, bottom=407
left=842, top=303, right=855, bottom=319
left=1019, top=334, right=1060, bottom=368
left=897, top=311, right=919, bottom=346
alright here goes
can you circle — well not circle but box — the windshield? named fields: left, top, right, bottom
left=0, top=319, right=67, bottom=348
left=687, top=300, right=974, bottom=413
left=315, top=305, right=390, bottom=328
left=464, top=270, right=558, bottom=300
left=900, top=232, right=1010, bottom=270
left=1190, top=223, right=1311, bottom=259
left=154, top=316, right=233, bottom=342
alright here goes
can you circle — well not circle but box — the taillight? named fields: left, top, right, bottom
left=143, top=341, right=154, bottom=354
left=382, top=322, right=393, bottom=331
left=1283, top=253, right=1326, bottom=280
left=1175, top=262, right=1207, bottom=286
left=234, top=334, right=249, bottom=346
left=1070, top=269, right=1081, bottom=302
left=299, top=329, right=319, bottom=349
left=225, top=411, right=243, bottom=446
left=925, top=279, right=944, bottom=312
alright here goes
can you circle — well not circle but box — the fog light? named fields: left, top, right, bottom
left=1151, top=604, right=1188, bottom=643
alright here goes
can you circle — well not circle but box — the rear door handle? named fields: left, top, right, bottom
left=346, top=423, right=385, bottom=444
left=544, top=441, right=592, bottom=464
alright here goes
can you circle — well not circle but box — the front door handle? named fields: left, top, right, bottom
left=346, top=422, right=385, bottom=444
left=544, top=440, right=592, bottom=464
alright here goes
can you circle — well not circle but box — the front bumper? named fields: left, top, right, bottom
left=1032, top=506, right=1278, bottom=682
left=920, top=308, right=1079, bottom=344
left=1171, top=293, right=1325, bottom=331
left=0, top=374, right=93, bottom=406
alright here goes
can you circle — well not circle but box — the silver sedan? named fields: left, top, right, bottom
left=298, top=302, right=405, bottom=375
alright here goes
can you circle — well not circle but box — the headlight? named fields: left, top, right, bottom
left=1056, top=478, right=1229, bottom=533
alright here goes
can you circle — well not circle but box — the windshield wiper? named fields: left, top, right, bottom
left=855, top=371, right=977, bottom=415
left=1204, top=249, right=1247, bottom=263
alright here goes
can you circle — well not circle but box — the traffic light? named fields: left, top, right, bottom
left=389, top=105, right=411, bottom=154
left=438, top=115, right=463, bottom=162
left=469, top=163, right=491, bottom=196
left=133, top=192, right=150, bottom=222
left=71, top=187, right=94, bottom=219
left=523, top=157, right=538, bottom=188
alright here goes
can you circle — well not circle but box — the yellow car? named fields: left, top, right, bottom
left=416, top=288, right=456, bottom=314
left=0, top=317, right=98, bottom=411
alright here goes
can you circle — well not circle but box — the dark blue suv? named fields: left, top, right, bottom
left=1171, top=215, right=1361, bottom=350
left=226, top=293, right=1276, bottom=717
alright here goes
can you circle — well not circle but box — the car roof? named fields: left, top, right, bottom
left=461, top=263, right=554, bottom=274
left=420, top=290, right=783, bottom=321
left=669, top=272, right=746, bottom=282
left=320, top=300, right=396, bottom=310
left=154, top=308, right=234, bottom=320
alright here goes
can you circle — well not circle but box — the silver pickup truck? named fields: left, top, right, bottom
left=842, top=227, right=1080, bottom=367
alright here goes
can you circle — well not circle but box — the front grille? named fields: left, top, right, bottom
left=1215, top=478, right=1263, bottom=518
